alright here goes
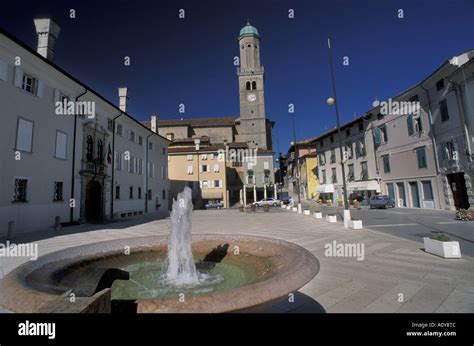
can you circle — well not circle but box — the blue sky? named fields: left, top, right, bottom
left=1, top=0, right=473, bottom=155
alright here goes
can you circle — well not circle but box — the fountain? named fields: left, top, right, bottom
left=0, top=188, right=320, bottom=313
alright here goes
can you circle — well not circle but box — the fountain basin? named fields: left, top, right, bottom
left=0, top=234, right=319, bottom=313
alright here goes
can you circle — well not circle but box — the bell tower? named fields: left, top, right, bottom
left=237, top=21, right=271, bottom=150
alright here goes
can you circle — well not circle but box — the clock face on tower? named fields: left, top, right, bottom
left=247, top=93, right=256, bottom=102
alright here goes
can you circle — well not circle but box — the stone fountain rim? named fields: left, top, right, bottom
left=0, top=234, right=320, bottom=313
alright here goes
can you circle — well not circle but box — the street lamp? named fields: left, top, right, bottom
left=326, top=38, right=351, bottom=227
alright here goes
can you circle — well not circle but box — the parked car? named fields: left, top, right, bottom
left=279, top=192, right=290, bottom=205
left=369, top=195, right=395, bottom=209
left=253, top=198, right=281, bottom=207
left=205, top=201, right=223, bottom=209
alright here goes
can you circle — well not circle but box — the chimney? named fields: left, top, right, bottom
left=150, top=114, right=159, bottom=133
left=34, top=18, right=61, bottom=60
left=118, top=87, right=128, bottom=112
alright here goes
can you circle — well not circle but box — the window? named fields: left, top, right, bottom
left=331, top=168, right=337, bottom=183
left=138, top=136, right=143, bottom=146
left=201, top=165, right=208, bottom=173
left=356, top=139, right=366, bottom=158
left=360, top=161, right=368, bottom=180
left=441, top=141, right=457, bottom=160
left=162, top=147, right=166, bottom=155
left=129, top=186, right=133, bottom=199
left=416, top=147, right=427, bottom=168
left=422, top=181, right=434, bottom=201
left=116, top=186, right=120, bottom=199
left=148, top=142, right=153, bottom=150
left=116, top=124, right=122, bottom=136
left=13, top=178, right=28, bottom=202
left=97, top=139, right=103, bottom=163
left=382, top=154, right=391, bottom=173
left=346, top=129, right=351, bottom=137
left=138, top=187, right=142, bottom=199
left=148, top=189, right=152, bottom=200
left=16, top=118, right=34, bottom=152
left=358, top=123, right=364, bottom=132
left=162, top=190, right=166, bottom=200
left=21, top=73, right=37, bottom=94
left=52, top=131, right=67, bottom=159
left=214, top=180, right=220, bottom=188
left=148, top=162, right=154, bottom=177
left=330, top=136, right=334, bottom=143
left=128, top=156, right=134, bottom=173
left=319, top=152, right=326, bottom=165
left=213, top=164, right=220, bottom=173
left=387, top=183, right=395, bottom=201
left=187, top=154, right=193, bottom=161
left=252, top=81, right=257, bottom=90
left=201, top=154, right=208, bottom=160
left=86, top=135, right=94, bottom=162
left=115, top=152, right=122, bottom=170
left=345, top=143, right=353, bottom=159
left=322, top=169, right=326, bottom=184
left=247, top=170, right=254, bottom=184
left=53, top=181, right=63, bottom=201
left=439, top=99, right=449, bottom=122
left=201, top=180, right=209, bottom=189
left=107, top=119, right=113, bottom=131
left=436, top=79, right=445, bottom=91
left=414, top=116, right=423, bottom=133
left=161, top=166, right=165, bottom=179
left=187, top=165, right=193, bottom=175
left=264, top=169, right=271, bottom=184
left=129, top=130, right=135, bottom=142
left=347, top=164, right=354, bottom=182
left=138, top=158, right=143, bottom=175
left=330, top=149, right=336, bottom=164
left=246, top=81, right=251, bottom=90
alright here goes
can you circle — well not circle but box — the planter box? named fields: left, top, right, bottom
left=348, top=219, right=363, bottom=230
left=303, top=209, right=311, bottom=216
left=292, top=207, right=298, bottom=212
left=286, top=205, right=292, bottom=210
left=326, top=214, right=337, bottom=223
left=423, top=237, right=461, bottom=258
left=313, top=212, right=322, bottom=219
left=281, top=204, right=286, bottom=209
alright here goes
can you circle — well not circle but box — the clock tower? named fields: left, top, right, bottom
left=237, top=21, right=272, bottom=150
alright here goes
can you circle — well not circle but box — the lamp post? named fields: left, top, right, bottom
left=291, top=112, right=302, bottom=212
left=327, top=38, right=351, bottom=227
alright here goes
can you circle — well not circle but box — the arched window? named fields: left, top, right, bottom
left=97, top=139, right=103, bottom=163
left=86, top=135, right=94, bottom=162
left=246, top=81, right=251, bottom=90
left=252, top=81, right=257, bottom=90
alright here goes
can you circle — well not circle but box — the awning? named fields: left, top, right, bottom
left=202, top=191, right=223, bottom=199
left=347, top=180, right=381, bottom=192
left=316, top=184, right=334, bottom=193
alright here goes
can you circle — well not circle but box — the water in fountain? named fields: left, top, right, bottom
left=165, top=186, right=200, bottom=286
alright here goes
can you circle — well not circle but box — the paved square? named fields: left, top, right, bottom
left=1, top=208, right=473, bottom=313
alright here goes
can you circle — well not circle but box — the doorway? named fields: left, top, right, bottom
left=409, top=182, right=420, bottom=208
left=447, top=173, right=469, bottom=209
left=85, top=180, right=102, bottom=222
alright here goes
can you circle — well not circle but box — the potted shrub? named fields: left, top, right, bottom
left=423, top=233, right=461, bottom=258
left=353, top=200, right=359, bottom=208
left=337, top=198, right=343, bottom=207
left=318, top=199, right=323, bottom=205
left=326, top=199, right=332, bottom=206
left=455, top=209, right=473, bottom=221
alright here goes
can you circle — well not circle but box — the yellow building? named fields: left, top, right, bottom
left=300, top=153, right=319, bottom=200
left=168, top=138, right=229, bottom=208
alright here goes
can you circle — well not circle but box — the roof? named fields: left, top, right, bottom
left=168, top=141, right=273, bottom=154
left=0, top=26, right=170, bottom=143
left=142, top=117, right=238, bottom=128
left=239, top=21, right=260, bottom=38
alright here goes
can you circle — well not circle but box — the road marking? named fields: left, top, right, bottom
left=367, top=223, right=418, bottom=228
left=436, top=221, right=461, bottom=225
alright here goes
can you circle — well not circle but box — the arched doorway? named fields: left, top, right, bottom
left=85, top=180, right=102, bottom=222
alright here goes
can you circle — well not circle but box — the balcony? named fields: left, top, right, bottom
left=81, top=159, right=106, bottom=176
left=237, top=66, right=264, bottom=75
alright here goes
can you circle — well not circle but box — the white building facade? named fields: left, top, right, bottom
left=0, top=19, right=170, bottom=237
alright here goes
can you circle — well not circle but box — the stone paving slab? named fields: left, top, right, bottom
left=1, top=208, right=473, bottom=313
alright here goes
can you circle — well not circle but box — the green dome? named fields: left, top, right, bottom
left=239, top=21, right=260, bottom=38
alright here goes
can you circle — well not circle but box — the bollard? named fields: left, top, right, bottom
left=54, top=216, right=62, bottom=231
left=7, top=221, right=14, bottom=240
